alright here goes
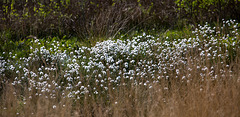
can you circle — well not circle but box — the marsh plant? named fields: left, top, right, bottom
left=0, top=20, right=240, bottom=116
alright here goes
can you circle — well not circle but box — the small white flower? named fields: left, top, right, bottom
left=53, top=105, right=56, bottom=109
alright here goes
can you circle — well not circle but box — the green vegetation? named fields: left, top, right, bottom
left=1, top=0, right=239, bottom=41
left=0, top=0, right=240, bottom=117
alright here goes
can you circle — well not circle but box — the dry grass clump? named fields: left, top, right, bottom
left=1, top=59, right=240, bottom=117
left=1, top=73, right=240, bottom=117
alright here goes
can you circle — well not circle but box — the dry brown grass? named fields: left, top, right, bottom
left=1, top=60, right=239, bottom=117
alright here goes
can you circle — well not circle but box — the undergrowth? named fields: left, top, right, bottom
left=0, top=20, right=240, bottom=117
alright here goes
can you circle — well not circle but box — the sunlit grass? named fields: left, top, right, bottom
left=0, top=19, right=240, bottom=117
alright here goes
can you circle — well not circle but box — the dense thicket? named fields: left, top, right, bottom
left=0, top=0, right=239, bottom=41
